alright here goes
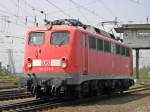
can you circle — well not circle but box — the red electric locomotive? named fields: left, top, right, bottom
left=23, top=19, right=134, bottom=98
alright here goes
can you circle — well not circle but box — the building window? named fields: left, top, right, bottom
left=89, top=36, right=96, bottom=49
left=97, top=38, right=103, bottom=51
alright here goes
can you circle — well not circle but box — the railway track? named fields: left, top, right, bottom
left=0, top=97, right=73, bottom=112
left=127, top=84, right=150, bottom=93
left=0, top=82, right=18, bottom=90
left=0, top=89, right=33, bottom=101
left=0, top=89, right=25, bottom=95
left=0, top=84, right=149, bottom=112
left=0, top=92, right=33, bottom=101
left=0, top=86, right=18, bottom=90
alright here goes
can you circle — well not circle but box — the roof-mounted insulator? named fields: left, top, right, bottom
left=44, top=19, right=86, bottom=28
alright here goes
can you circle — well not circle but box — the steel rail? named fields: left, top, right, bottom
left=0, top=98, right=47, bottom=111
left=0, top=92, right=33, bottom=101
left=0, top=89, right=26, bottom=95
left=15, top=98, right=73, bottom=112
left=129, top=83, right=150, bottom=91
left=0, top=97, right=69, bottom=111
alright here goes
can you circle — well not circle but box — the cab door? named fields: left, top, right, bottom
left=25, top=31, right=46, bottom=71
left=82, top=33, right=88, bottom=74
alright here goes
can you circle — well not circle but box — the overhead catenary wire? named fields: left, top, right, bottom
left=0, top=31, right=24, bottom=39
left=97, top=0, right=115, bottom=17
left=27, top=0, right=98, bottom=21
left=16, top=0, right=20, bottom=23
left=22, top=0, right=43, bottom=12
left=0, top=9, right=31, bottom=27
left=69, top=0, right=105, bottom=21
left=0, top=0, right=37, bottom=25
left=45, top=0, right=71, bottom=18
left=68, top=0, right=89, bottom=23
left=0, top=16, right=28, bottom=29
left=11, top=0, right=36, bottom=22
left=20, top=0, right=61, bottom=23
left=0, top=0, right=101, bottom=26
left=129, top=0, right=150, bottom=9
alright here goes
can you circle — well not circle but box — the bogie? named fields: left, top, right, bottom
left=27, top=77, right=134, bottom=98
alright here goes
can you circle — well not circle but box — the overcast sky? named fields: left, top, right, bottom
left=0, top=0, right=149, bottom=72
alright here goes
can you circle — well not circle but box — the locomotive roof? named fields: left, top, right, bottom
left=29, top=19, right=114, bottom=37
left=28, top=19, right=129, bottom=48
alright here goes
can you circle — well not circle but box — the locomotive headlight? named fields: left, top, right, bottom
left=27, top=63, right=32, bottom=68
left=61, top=62, right=67, bottom=68
left=27, top=57, right=32, bottom=69
left=61, top=57, right=67, bottom=69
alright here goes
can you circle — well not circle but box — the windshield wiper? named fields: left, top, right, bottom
left=58, top=38, right=65, bottom=46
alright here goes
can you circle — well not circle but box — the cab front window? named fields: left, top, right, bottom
left=51, top=32, right=69, bottom=45
left=29, top=32, right=44, bottom=45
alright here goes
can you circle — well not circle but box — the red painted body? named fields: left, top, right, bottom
left=23, top=24, right=133, bottom=78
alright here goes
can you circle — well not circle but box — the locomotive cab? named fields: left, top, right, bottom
left=24, top=31, right=71, bottom=72
left=23, top=23, right=87, bottom=97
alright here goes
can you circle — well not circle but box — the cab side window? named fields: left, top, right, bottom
left=126, top=48, right=130, bottom=56
left=82, top=33, right=86, bottom=48
left=104, top=40, right=111, bottom=52
left=89, top=36, right=96, bottom=49
left=116, top=44, right=121, bottom=55
left=121, top=46, right=126, bottom=55
left=97, top=38, right=103, bottom=51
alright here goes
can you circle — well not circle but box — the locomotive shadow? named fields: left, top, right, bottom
left=96, top=93, right=150, bottom=105
left=70, top=92, right=150, bottom=107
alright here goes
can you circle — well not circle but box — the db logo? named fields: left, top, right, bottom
left=42, top=60, right=51, bottom=66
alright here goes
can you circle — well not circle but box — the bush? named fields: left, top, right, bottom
left=0, top=67, right=19, bottom=85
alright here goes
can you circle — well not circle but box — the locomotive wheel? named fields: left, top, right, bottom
left=96, top=82, right=103, bottom=96
left=119, top=90, right=124, bottom=94
left=34, top=85, right=43, bottom=99
left=81, top=82, right=90, bottom=98
left=104, top=87, right=113, bottom=95
left=96, top=88, right=103, bottom=96
left=74, top=85, right=84, bottom=99
left=27, top=79, right=33, bottom=91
